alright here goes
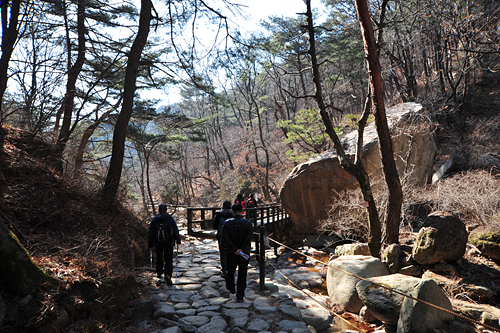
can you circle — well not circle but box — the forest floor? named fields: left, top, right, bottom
left=1, top=70, right=500, bottom=332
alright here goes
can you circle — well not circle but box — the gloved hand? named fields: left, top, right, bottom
left=176, top=238, right=182, bottom=245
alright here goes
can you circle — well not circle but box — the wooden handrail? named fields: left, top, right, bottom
left=186, top=203, right=290, bottom=247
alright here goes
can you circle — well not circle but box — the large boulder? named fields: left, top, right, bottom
left=326, top=255, right=389, bottom=313
left=279, top=102, right=436, bottom=233
left=356, top=274, right=454, bottom=332
left=412, top=211, right=468, bottom=265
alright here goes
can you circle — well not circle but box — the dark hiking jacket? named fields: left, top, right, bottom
left=213, top=209, right=233, bottom=239
left=148, top=213, right=181, bottom=247
left=221, top=214, right=253, bottom=255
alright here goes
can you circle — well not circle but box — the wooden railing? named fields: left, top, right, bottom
left=186, top=204, right=290, bottom=253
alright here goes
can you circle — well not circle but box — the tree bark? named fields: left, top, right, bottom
left=0, top=0, right=21, bottom=151
left=304, top=0, right=381, bottom=256
left=55, top=0, right=87, bottom=161
left=101, top=0, right=152, bottom=207
left=355, top=0, right=403, bottom=244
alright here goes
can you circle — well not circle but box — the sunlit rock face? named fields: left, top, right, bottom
left=279, top=102, right=436, bottom=234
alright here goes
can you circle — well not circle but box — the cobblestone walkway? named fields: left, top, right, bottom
left=135, top=233, right=340, bottom=333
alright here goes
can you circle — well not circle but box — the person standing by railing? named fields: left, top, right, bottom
left=221, top=203, right=253, bottom=302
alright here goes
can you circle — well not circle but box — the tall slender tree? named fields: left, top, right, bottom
left=355, top=0, right=402, bottom=244
left=304, top=0, right=382, bottom=256
left=0, top=0, right=21, bottom=149
left=101, top=0, right=153, bottom=206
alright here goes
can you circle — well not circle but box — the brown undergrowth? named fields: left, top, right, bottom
left=1, top=125, right=149, bottom=333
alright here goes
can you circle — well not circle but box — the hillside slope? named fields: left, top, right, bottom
left=0, top=126, right=149, bottom=332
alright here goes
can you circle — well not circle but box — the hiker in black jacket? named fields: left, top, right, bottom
left=213, top=200, right=233, bottom=277
left=221, top=203, right=253, bottom=302
left=148, top=203, right=181, bottom=285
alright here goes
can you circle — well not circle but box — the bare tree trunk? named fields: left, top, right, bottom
left=304, top=0, right=381, bottom=256
left=101, top=0, right=152, bottom=207
left=54, top=0, right=87, bottom=163
left=72, top=106, right=117, bottom=178
left=355, top=0, right=402, bottom=244
left=0, top=0, right=21, bottom=151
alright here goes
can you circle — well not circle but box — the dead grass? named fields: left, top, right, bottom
left=405, top=170, right=500, bottom=229
left=318, top=169, right=500, bottom=241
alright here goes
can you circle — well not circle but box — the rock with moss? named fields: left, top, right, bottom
left=381, top=244, right=403, bottom=273
left=469, top=226, right=500, bottom=261
left=0, top=217, right=56, bottom=294
left=412, top=211, right=468, bottom=265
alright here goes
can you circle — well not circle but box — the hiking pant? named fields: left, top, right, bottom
left=217, top=238, right=227, bottom=273
left=225, top=252, right=249, bottom=300
left=156, top=244, right=174, bottom=278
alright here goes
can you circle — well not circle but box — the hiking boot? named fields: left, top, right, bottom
left=235, top=298, right=244, bottom=303
left=165, top=275, right=173, bottom=286
left=228, top=288, right=235, bottom=294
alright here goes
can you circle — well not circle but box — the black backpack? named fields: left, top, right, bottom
left=216, top=213, right=232, bottom=239
left=156, top=216, right=173, bottom=244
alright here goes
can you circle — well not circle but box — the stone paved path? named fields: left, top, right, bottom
left=134, top=234, right=341, bottom=333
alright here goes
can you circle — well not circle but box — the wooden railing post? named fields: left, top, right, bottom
left=187, top=208, right=193, bottom=236
left=259, top=226, right=266, bottom=291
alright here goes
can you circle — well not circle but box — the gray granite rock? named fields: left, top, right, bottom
left=247, top=318, right=271, bottom=332
left=153, top=303, right=176, bottom=320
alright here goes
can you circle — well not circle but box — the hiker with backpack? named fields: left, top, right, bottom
left=148, top=203, right=182, bottom=285
left=246, top=193, right=258, bottom=221
left=221, top=203, right=253, bottom=302
left=213, top=200, right=233, bottom=277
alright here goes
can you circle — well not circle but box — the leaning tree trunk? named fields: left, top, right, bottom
left=0, top=215, right=55, bottom=294
left=355, top=0, right=403, bottom=244
left=101, top=0, right=152, bottom=207
left=304, top=0, right=381, bottom=256
left=54, top=0, right=87, bottom=164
